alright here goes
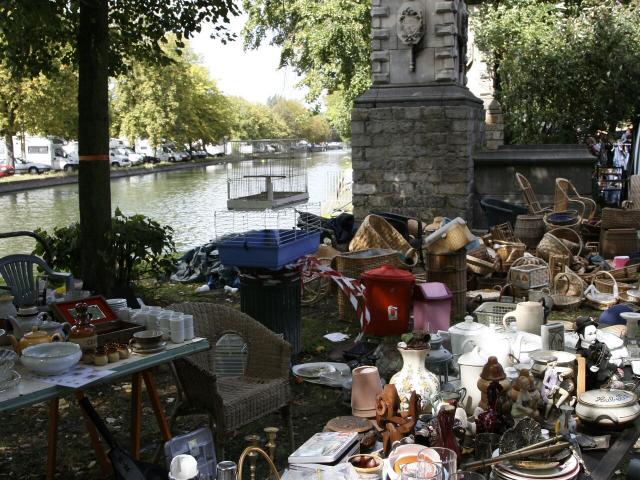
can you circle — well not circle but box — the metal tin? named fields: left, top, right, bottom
left=216, top=461, right=237, bottom=480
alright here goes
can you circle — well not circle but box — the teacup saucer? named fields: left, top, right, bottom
left=131, top=341, right=167, bottom=354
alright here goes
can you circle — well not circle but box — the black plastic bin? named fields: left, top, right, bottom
left=480, top=197, right=528, bottom=228
left=240, top=270, right=301, bottom=354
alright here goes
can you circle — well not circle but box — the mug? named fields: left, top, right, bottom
left=503, top=301, right=545, bottom=336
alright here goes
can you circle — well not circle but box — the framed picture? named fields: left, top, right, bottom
left=51, top=295, right=118, bottom=325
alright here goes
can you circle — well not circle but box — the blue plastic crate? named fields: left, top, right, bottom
left=218, top=228, right=321, bottom=269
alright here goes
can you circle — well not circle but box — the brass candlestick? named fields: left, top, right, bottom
left=244, top=434, right=261, bottom=480
left=264, top=426, right=279, bottom=461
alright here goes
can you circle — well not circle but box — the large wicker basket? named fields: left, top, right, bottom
left=543, top=210, right=581, bottom=231
left=332, top=248, right=408, bottom=320
left=493, top=240, right=526, bottom=272
left=600, top=228, right=640, bottom=259
left=601, top=207, right=640, bottom=229
left=536, top=227, right=583, bottom=261
left=584, top=271, right=619, bottom=311
left=514, top=215, right=545, bottom=249
left=349, top=215, right=418, bottom=265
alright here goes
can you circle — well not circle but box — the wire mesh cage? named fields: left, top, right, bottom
left=214, top=204, right=322, bottom=269
left=226, top=139, right=309, bottom=210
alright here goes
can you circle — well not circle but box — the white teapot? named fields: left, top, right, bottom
left=7, top=306, right=45, bottom=340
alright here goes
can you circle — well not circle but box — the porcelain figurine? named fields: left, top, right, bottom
left=390, top=332, right=440, bottom=413
left=541, top=362, right=575, bottom=418
left=575, top=317, right=618, bottom=390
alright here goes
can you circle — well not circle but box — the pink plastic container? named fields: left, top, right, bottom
left=613, top=256, right=630, bottom=269
left=413, top=282, right=452, bottom=332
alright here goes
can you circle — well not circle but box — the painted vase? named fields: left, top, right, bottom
left=390, top=344, right=440, bottom=413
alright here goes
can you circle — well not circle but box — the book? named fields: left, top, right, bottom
left=288, top=432, right=359, bottom=465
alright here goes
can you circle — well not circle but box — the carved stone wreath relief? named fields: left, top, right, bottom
left=397, top=1, right=425, bottom=71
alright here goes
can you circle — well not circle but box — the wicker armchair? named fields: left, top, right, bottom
left=515, top=172, right=551, bottom=215
left=167, top=302, right=293, bottom=459
left=554, top=178, right=596, bottom=220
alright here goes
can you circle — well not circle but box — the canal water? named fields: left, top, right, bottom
left=0, top=150, right=352, bottom=257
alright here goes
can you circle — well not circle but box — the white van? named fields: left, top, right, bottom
left=109, top=147, right=131, bottom=167
left=0, top=136, right=73, bottom=171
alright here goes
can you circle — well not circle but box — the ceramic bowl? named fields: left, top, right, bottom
left=132, top=330, right=164, bottom=348
left=348, top=454, right=382, bottom=479
left=20, top=342, right=82, bottom=376
left=0, top=348, right=17, bottom=382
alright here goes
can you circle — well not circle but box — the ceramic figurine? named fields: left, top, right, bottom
left=390, top=332, right=440, bottom=413
left=575, top=317, right=615, bottom=390
left=541, top=362, right=575, bottom=418
left=375, top=384, right=420, bottom=455
left=510, top=373, right=540, bottom=421
left=477, top=356, right=511, bottom=413
left=476, top=380, right=511, bottom=435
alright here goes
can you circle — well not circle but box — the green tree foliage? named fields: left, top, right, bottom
left=243, top=0, right=371, bottom=138
left=228, top=96, right=331, bottom=142
left=0, top=62, right=78, bottom=164
left=112, top=41, right=232, bottom=147
left=475, top=0, right=640, bottom=143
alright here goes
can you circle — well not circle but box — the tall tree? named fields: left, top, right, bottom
left=112, top=41, right=232, bottom=148
left=0, top=0, right=237, bottom=292
left=243, top=0, right=371, bottom=138
left=474, top=0, right=640, bottom=143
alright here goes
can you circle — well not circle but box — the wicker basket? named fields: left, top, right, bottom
left=551, top=272, right=583, bottom=310
left=543, top=210, right=581, bottom=231
left=491, top=223, right=518, bottom=243
left=426, top=222, right=475, bottom=254
left=333, top=248, right=407, bottom=320
left=508, top=256, right=549, bottom=290
left=493, top=240, right=526, bottom=272
left=474, top=301, right=517, bottom=327
left=601, top=207, right=640, bottom=229
left=349, top=215, right=418, bottom=265
left=584, top=271, right=619, bottom=311
left=514, top=215, right=545, bottom=249
left=467, top=255, right=497, bottom=276
left=426, top=250, right=467, bottom=320
left=600, top=228, right=640, bottom=259
left=536, top=227, right=583, bottom=261
left=553, top=269, right=585, bottom=297
left=594, top=276, right=636, bottom=302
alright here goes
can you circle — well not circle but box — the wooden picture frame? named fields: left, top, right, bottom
left=51, top=295, right=118, bottom=325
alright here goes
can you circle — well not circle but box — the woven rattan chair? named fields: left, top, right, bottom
left=554, top=178, right=596, bottom=220
left=167, top=302, right=293, bottom=459
left=515, top=172, right=551, bottom=215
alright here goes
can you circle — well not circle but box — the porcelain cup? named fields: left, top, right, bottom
left=502, top=301, right=545, bottom=336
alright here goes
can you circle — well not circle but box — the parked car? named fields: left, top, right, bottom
left=109, top=148, right=132, bottom=168
left=0, top=164, right=15, bottom=177
left=13, top=157, right=52, bottom=174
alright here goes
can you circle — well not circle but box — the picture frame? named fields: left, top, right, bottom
left=51, top=295, right=118, bottom=325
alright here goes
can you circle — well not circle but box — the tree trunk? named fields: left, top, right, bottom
left=3, top=132, right=14, bottom=167
left=77, top=0, right=112, bottom=294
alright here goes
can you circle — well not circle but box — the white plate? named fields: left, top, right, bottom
left=131, top=341, right=167, bottom=354
left=292, top=362, right=351, bottom=387
left=496, top=455, right=578, bottom=479
left=292, top=362, right=337, bottom=379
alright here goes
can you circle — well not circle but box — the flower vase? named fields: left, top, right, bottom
left=390, top=344, right=440, bottom=413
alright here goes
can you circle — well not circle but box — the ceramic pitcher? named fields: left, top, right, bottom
left=502, top=301, right=545, bottom=336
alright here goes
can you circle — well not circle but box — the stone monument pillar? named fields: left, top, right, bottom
left=352, top=0, right=485, bottom=222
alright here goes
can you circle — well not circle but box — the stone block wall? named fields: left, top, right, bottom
left=352, top=85, right=485, bottom=222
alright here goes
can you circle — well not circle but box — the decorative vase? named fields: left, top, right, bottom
left=436, top=404, right=462, bottom=459
left=390, top=344, right=440, bottom=413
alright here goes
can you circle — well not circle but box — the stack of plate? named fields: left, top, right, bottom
left=492, top=454, right=580, bottom=480
left=106, top=298, right=127, bottom=315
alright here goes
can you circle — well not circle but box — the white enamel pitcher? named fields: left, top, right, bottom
left=502, top=301, right=545, bottom=336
